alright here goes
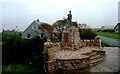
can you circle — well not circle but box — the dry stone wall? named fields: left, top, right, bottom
left=81, top=38, right=101, bottom=47
left=55, top=58, right=90, bottom=71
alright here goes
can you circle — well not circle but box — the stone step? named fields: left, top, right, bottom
left=89, top=50, right=105, bottom=57
left=90, top=54, right=101, bottom=60
left=89, top=52, right=98, bottom=57
left=82, top=51, right=97, bottom=56
left=90, top=56, right=103, bottom=64
left=90, top=56, right=105, bottom=67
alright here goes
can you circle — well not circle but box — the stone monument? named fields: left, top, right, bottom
left=44, top=11, right=106, bottom=72
left=61, top=25, right=81, bottom=50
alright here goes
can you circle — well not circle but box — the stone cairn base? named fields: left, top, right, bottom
left=46, top=47, right=106, bottom=72
left=44, top=26, right=106, bottom=72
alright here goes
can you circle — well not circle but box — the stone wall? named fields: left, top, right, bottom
left=46, top=49, right=106, bottom=72
left=47, top=59, right=90, bottom=72
left=47, top=60, right=56, bottom=72
left=81, top=38, right=101, bottom=47
left=55, top=58, right=90, bottom=71
left=61, top=26, right=81, bottom=50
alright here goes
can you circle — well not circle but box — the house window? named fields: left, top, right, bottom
left=27, top=34, right=30, bottom=38
left=32, top=26, right=37, bottom=30
left=116, top=29, right=117, bottom=31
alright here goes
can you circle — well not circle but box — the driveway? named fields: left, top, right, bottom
left=99, top=36, right=120, bottom=47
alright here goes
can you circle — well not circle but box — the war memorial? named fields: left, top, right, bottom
left=44, top=11, right=106, bottom=72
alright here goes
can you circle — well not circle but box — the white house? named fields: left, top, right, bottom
left=118, top=1, right=120, bottom=23
left=22, top=19, right=49, bottom=39
left=114, top=23, right=120, bottom=33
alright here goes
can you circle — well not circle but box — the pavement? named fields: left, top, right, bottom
left=90, top=47, right=119, bottom=72
left=100, top=36, right=120, bottom=47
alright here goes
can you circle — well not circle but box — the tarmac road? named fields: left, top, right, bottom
left=100, top=36, right=120, bottom=47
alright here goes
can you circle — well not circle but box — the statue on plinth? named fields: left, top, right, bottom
left=67, top=11, right=72, bottom=24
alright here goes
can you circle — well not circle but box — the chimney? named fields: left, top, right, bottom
left=37, top=19, right=39, bottom=22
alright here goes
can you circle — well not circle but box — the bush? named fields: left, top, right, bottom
left=102, top=29, right=114, bottom=33
left=2, top=32, right=23, bottom=64
left=2, top=32, right=46, bottom=71
left=79, top=28, right=97, bottom=39
left=52, top=32, right=62, bottom=42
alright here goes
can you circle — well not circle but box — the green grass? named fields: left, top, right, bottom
left=2, top=64, right=35, bottom=72
left=101, top=40, right=116, bottom=47
left=0, top=42, right=2, bottom=45
left=96, top=32, right=120, bottom=39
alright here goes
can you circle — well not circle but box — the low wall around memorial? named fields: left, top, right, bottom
left=47, top=49, right=106, bottom=72
left=81, top=39, right=101, bottom=47
left=55, top=58, right=90, bottom=71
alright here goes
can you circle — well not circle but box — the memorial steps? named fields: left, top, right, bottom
left=81, top=48, right=106, bottom=67
left=90, top=56, right=105, bottom=67
left=51, top=47, right=105, bottom=71
left=45, top=44, right=106, bottom=71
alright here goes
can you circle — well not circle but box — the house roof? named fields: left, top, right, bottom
left=114, top=23, right=120, bottom=29
left=35, top=20, right=43, bottom=25
left=22, top=19, right=43, bottom=34
left=22, top=19, right=50, bottom=38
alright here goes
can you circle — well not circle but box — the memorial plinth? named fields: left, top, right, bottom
left=44, top=25, right=105, bottom=72
left=44, top=11, right=105, bottom=72
left=61, top=26, right=81, bottom=50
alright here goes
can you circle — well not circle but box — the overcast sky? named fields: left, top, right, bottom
left=0, top=0, right=119, bottom=31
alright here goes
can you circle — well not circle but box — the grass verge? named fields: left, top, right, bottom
left=0, top=42, right=2, bottom=45
left=2, top=64, right=35, bottom=72
left=96, top=32, right=120, bottom=39
left=101, top=40, right=117, bottom=47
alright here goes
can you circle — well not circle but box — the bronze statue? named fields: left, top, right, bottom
left=67, top=11, right=72, bottom=22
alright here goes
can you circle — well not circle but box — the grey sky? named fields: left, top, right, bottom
left=0, top=0, right=119, bottom=31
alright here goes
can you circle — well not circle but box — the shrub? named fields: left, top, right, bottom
left=2, top=32, right=23, bottom=64
left=2, top=32, right=46, bottom=71
left=102, top=29, right=114, bottom=33
left=79, top=28, right=97, bottom=39
left=52, top=32, right=62, bottom=42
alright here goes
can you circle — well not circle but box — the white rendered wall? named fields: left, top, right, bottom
left=118, top=1, right=120, bottom=23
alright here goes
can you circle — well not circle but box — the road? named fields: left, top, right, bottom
left=100, top=36, right=120, bottom=47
